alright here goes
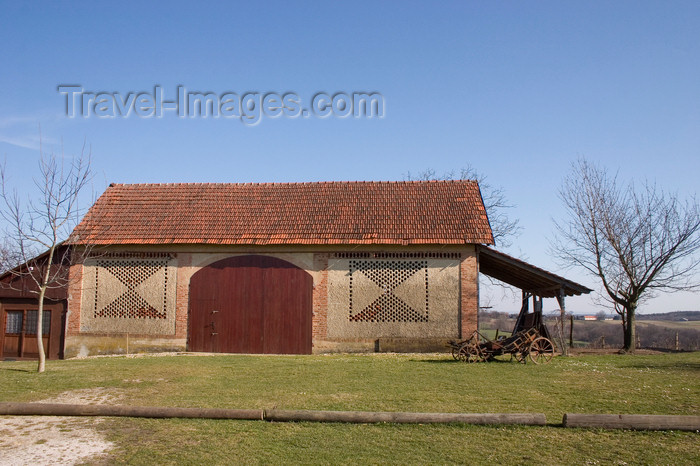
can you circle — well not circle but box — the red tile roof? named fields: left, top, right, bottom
left=70, top=181, right=494, bottom=246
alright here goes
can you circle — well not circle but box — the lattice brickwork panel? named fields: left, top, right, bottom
left=326, top=254, right=462, bottom=339
left=335, top=252, right=461, bottom=259
left=80, top=254, right=177, bottom=335
left=94, top=259, right=170, bottom=319
left=349, top=260, right=429, bottom=323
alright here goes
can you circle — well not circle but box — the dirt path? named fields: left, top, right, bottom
left=0, top=388, right=125, bottom=465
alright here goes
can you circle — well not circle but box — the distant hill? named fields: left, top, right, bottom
left=637, top=311, right=700, bottom=321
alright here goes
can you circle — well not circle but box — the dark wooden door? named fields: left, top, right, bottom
left=188, top=255, right=312, bottom=354
left=1, top=301, right=65, bottom=360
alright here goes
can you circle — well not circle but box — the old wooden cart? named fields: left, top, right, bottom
left=449, top=310, right=555, bottom=364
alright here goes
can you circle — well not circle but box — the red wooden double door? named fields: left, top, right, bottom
left=188, top=255, right=313, bottom=354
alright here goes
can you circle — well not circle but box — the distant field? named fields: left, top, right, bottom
left=636, top=320, right=700, bottom=330
left=480, top=314, right=700, bottom=350
left=580, top=319, right=700, bottom=329
left=483, top=317, right=700, bottom=330
left=1, top=352, right=698, bottom=464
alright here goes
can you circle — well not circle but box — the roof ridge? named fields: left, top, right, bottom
left=107, top=180, right=480, bottom=187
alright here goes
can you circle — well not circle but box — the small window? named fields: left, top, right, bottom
left=25, top=310, right=51, bottom=335
left=5, top=311, right=23, bottom=334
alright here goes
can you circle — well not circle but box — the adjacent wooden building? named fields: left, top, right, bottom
left=0, top=247, right=69, bottom=360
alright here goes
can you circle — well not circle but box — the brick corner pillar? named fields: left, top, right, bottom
left=66, top=260, right=84, bottom=337
left=174, top=253, right=191, bottom=341
left=311, top=253, right=329, bottom=345
left=459, top=247, right=479, bottom=339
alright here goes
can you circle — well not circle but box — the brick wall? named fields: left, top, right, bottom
left=460, top=247, right=479, bottom=338
left=174, top=253, right=191, bottom=339
left=311, top=253, right=329, bottom=343
left=66, top=261, right=83, bottom=336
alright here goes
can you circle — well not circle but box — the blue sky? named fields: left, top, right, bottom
left=1, top=1, right=698, bottom=314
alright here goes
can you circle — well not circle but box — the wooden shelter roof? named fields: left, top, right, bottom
left=478, top=245, right=592, bottom=298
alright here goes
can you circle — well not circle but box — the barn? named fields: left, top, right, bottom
left=1, top=180, right=590, bottom=359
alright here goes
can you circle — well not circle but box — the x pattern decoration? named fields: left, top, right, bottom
left=94, top=259, right=170, bottom=319
left=349, top=260, right=429, bottom=323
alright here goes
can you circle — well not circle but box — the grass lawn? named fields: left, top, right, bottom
left=1, top=352, right=698, bottom=464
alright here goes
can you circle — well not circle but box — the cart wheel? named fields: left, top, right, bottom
left=528, top=337, right=554, bottom=364
left=456, top=334, right=479, bottom=361
left=514, top=352, right=527, bottom=364
left=459, top=343, right=483, bottom=363
left=457, top=344, right=468, bottom=362
left=457, top=344, right=471, bottom=362
left=455, top=343, right=468, bottom=361
left=470, top=345, right=486, bottom=363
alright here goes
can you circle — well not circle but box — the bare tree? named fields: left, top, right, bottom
left=552, top=159, right=700, bottom=352
left=404, top=166, right=521, bottom=246
left=1, top=142, right=92, bottom=372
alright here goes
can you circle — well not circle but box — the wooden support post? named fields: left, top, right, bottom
left=533, top=295, right=542, bottom=314
left=569, top=314, right=574, bottom=348
left=556, top=290, right=568, bottom=356
left=512, top=291, right=530, bottom=334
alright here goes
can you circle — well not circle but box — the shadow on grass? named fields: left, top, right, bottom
left=411, top=357, right=517, bottom=364
left=411, top=358, right=460, bottom=364
left=0, top=367, right=35, bottom=373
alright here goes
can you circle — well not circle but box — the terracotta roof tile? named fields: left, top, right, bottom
left=70, top=181, right=494, bottom=246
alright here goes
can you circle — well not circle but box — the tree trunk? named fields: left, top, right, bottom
left=623, top=304, right=637, bottom=353
left=36, top=249, right=55, bottom=374
left=36, top=286, right=46, bottom=373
